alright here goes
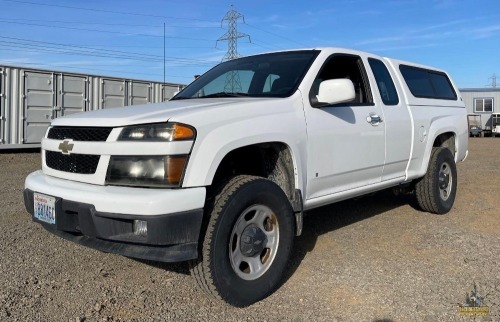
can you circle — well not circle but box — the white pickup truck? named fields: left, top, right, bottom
left=24, top=48, right=468, bottom=307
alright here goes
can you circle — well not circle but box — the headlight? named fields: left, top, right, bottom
left=119, top=123, right=195, bottom=141
left=106, top=155, right=188, bottom=188
left=110, top=123, right=194, bottom=187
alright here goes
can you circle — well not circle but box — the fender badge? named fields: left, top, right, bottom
left=58, top=140, right=74, bottom=155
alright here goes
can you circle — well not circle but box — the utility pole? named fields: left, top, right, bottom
left=163, top=22, right=166, bottom=86
left=216, top=5, right=250, bottom=92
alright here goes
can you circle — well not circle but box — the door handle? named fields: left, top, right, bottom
left=366, top=113, right=383, bottom=126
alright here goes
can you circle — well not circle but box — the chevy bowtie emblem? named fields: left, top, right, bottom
left=58, top=140, right=74, bottom=155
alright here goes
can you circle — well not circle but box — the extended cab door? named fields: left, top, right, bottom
left=304, top=54, right=386, bottom=200
left=367, top=57, right=412, bottom=181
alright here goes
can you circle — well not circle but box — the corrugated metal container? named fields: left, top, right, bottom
left=0, top=64, right=184, bottom=149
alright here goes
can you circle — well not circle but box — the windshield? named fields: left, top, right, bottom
left=172, top=50, right=319, bottom=100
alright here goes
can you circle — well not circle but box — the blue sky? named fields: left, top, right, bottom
left=0, top=0, right=498, bottom=88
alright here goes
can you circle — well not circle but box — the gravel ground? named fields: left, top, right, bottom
left=0, top=139, right=499, bottom=322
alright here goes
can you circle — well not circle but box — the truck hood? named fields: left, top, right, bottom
left=50, top=97, right=287, bottom=128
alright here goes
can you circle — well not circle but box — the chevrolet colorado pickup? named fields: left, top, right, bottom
left=24, top=48, right=468, bottom=307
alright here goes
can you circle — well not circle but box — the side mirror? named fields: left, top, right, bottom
left=316, top=79, right=355, bottom=105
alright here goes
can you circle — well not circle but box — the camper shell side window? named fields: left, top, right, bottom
left=399, top=65, right=457, bottom=100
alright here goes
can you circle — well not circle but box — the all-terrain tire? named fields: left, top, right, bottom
left=189, top=175, right=295, bottom=307
left=415, top=147, right=457, bottom=214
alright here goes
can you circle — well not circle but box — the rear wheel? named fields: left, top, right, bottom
left=190, top=175, right=295, bottom=307
left=415, top=147, right=457, bottom=214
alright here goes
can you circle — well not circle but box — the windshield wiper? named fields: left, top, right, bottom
left=197, top=92, right=249, bottom=98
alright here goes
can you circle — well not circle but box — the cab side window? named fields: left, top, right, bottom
left=368, top=58, right=399, bottom=106
left=310, top=54, right=373, bottom=106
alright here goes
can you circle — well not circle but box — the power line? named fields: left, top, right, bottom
left=245, top=23, right=308, bottom=48
left=0, top=45, right=205, bottom=65
left=0, top=36, right=218, bottom=65
left=0, top=19, right=280, bottom=52
left=47, top=45, right=218, bottom=49
left=0, top=17, right=221, bottom=28
left=0, top=18, right=305, bottom=51
left=0, top=46, right=215, bottom=67
left=0, top=36, right=218, bottom=63
left=0, top=20, right=284, bottom=56
left=248, top=39, right=286, bottom=51
left=1, top=1, right=312, bottom=52
left=0, top=19, right=216, bottom=41
left=0, top=1, right=308, bottom=81
left=0, top=59, right=194, bottom=79
left=0, top=0, right=218, bottom=22
left=1, top=37, right=160, bottom=59
left=0, top=7, right=300, bottom=52
left=0, top=17, right=162, bottom=28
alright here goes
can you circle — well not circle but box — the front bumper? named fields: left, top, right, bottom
left=25, top=170, right=206, bottom=215
left=24, top=171, right=207, bottom=262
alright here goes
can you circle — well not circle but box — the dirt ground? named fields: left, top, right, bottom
left=0, top=138, right=499, bottom=321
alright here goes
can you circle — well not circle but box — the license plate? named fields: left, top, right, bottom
left=34, top=193, right=56, bottom=225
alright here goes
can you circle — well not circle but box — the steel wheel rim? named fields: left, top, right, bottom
left=229, top=204, right=280, bottom=280
left=438, top=161, right=452, bottom=201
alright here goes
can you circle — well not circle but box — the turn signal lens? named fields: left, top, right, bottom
left=172, top=124, right=195, bottom=140
left=165, top=155, right=188, bottom=185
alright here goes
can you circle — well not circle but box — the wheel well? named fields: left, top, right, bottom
left=211, top=142, right=298, bottom=206
left=433, top=132, right=455, bottom=156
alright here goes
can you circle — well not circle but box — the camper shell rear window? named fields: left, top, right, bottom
left=399, top=65, right=457, bottom=100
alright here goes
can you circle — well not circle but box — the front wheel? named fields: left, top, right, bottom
left=190, top=175, right=295, bottom=307
left=415, top=147, right=457, bottom=214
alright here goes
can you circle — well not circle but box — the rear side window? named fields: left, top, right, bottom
left=400, top=65, right=457, bottom=100
left=368, top=58, right=399, bottom=105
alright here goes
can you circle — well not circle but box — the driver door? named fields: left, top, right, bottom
left=305, top=54, right=386, bottom=200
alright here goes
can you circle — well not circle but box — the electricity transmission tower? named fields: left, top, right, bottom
left=216, top=5, right=250, bottom=92
left=487, top=73, right=497, bottom=88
